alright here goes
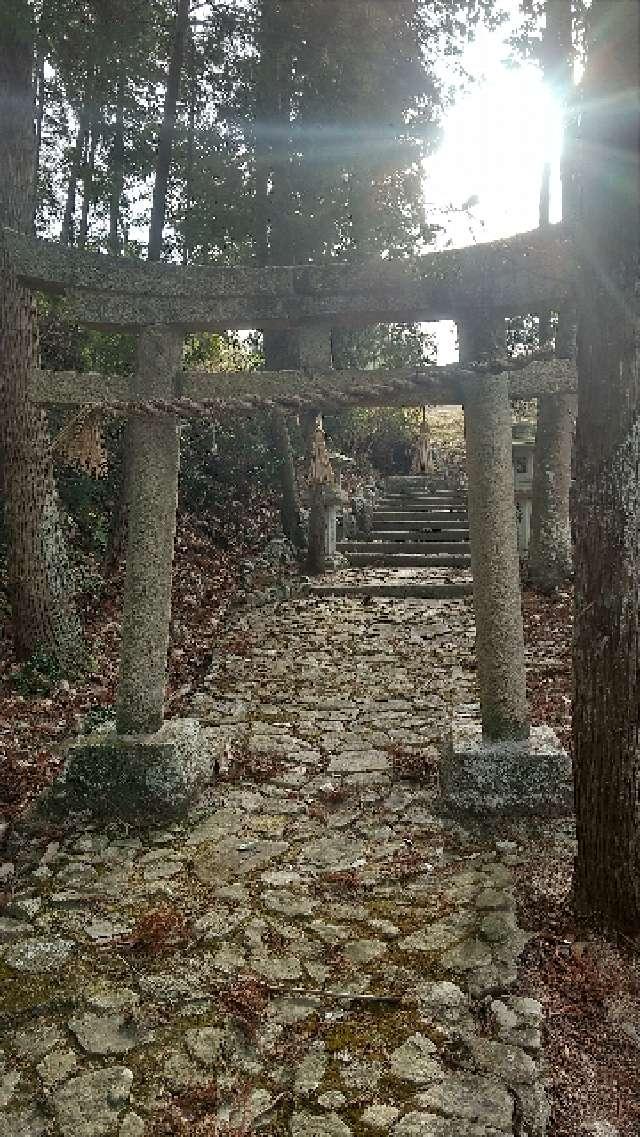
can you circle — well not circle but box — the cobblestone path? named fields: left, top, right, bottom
left=0, top=591, right=548, bottom=1137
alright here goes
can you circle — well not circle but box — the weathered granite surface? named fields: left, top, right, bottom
left=44, top=718, right=210, bottom=822
left=4, top=223, right=575, bottom=330
left=440, top=714, right=573, bottom=816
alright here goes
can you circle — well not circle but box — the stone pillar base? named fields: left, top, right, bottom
left=439, top=712, right=573, bottom=816
left=43, top=719, right=210, bottom=823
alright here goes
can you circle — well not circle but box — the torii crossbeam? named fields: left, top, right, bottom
left=3, top=223, right=574, bottom=330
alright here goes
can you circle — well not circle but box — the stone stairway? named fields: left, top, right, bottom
left=313, top=475, right=473, bottom=598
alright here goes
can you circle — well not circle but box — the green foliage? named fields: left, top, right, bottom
left=332, top=324, right=436, bottom=370
left=56, top=470, right=109, bottom=553
left=12, top=648, right=61, bottom=696
left=51, top=416, right=126, bottom=555
left=82, top=704, right=115, bottom=734
left=325, top=407, right=421, bottom=476
left=184, top=331, right=261, bottom=372
left=38, top=296, right=136, bottom=376
left=37, top=296, right=85, bottom=369
left=80, top=331, right=137, bottom=376
left=178, top=417, right=276, bottom=516
left=35, top=0, right=502, bottom=269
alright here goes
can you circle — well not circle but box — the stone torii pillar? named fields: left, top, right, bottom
left=440, top=312, right=572, bottom=815
left=56, top=326, right=208, bottom=822
left=116, top=327, right=182, bottom=734
left=528, top=390, right=576, bottom=593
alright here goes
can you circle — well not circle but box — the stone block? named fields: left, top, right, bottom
left=43, top=719, right=210, bottom=822
left=439, top=715, right=573, bottom=816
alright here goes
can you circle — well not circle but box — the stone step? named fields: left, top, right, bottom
left=386, top=476, right=450, bottom=491
left=380, top=487, right=462, bottom=496
left=376, top=499, right=465, bottom=511
left=310, top=580, right=473, bottom=599
left=338, top=541, right=471, bottom=555
left=379, top=491, right=462, bottom=500
left=373, top=516, right=469, bottom=529
left=374, top=509, right=467, bottom=518
left=369, top=528, right=470, bottom=541
left=343, top=553, right=472, bottom=568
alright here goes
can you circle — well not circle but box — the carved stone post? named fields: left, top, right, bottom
left=55, top=326, right=209, bottom=822
left=324, top=488, right=339, bottom=558
left=528, top=392, right=576, bottom=593
left=439, top=313, right=572, bottom=815
left=116, top=327, right=183, bottom=734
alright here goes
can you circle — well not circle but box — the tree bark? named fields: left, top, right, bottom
left=60, top=113, right=88, bottom=247
left=78, top=122, right=97, bottom=249
left=103, top=63, right=128, bottom=570
left=262, top=331, right=303, bottom=545
left=108, top=65, right=125, bottom=257
left=306, top=482, right=326, bottom=576
left=266, top=409, right=304, bottom=548
left=572, top=0, right=640, bottom=932
left=254, top=5, right=303, bottom=545
left=32, top=24, right=45, bottom=232
left=147, top=0, right=190, bottom=264
left=0, top=0, right=83, bottom=669
left=529, top=0, right=575, bottom=590
left=182, top=36, right=196, bottom=267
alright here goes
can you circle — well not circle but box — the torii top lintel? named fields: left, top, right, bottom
left=2, top=224, right=575, bottom=333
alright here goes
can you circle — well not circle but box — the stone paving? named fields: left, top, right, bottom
left=0, top=590, right=548, bottom=1136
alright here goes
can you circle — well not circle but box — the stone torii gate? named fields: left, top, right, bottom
left=2, top=223, right=576, bottom=820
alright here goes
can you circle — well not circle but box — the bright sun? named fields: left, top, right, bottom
left=426, top=68, right=563, bottom=248
left=424, top=11, right=565, bottom=363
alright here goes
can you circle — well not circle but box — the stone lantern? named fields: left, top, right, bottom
left=411, top=406, right=435, bottom=477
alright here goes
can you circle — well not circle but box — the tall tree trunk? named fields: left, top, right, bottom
left=108, top=65, right=125, bottom=257
left=147, top=0, right=190, bottom=263
left=254, top=3, right=303, bottom=544
left=182, top=37, right=196, bottom=267
left=32, top=26, right=45, bottom=233
left=60, top=112, right=88, bottom=247
left=537, top=159, right=552, bottom=347
left=529, top=0, right=575, bottom=592
left=572, top=0, right=640, bottom=932
left=78, top=121, right=97, bottom=249
left=103, top=64, right=128, bottom=571
left=0, top=0, right=83, bottom=669
left=262, top=329, right=303, bottom=546
left=306, top=482, right=326, bottom=575
left=266, top=410, right=304, bottom=548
